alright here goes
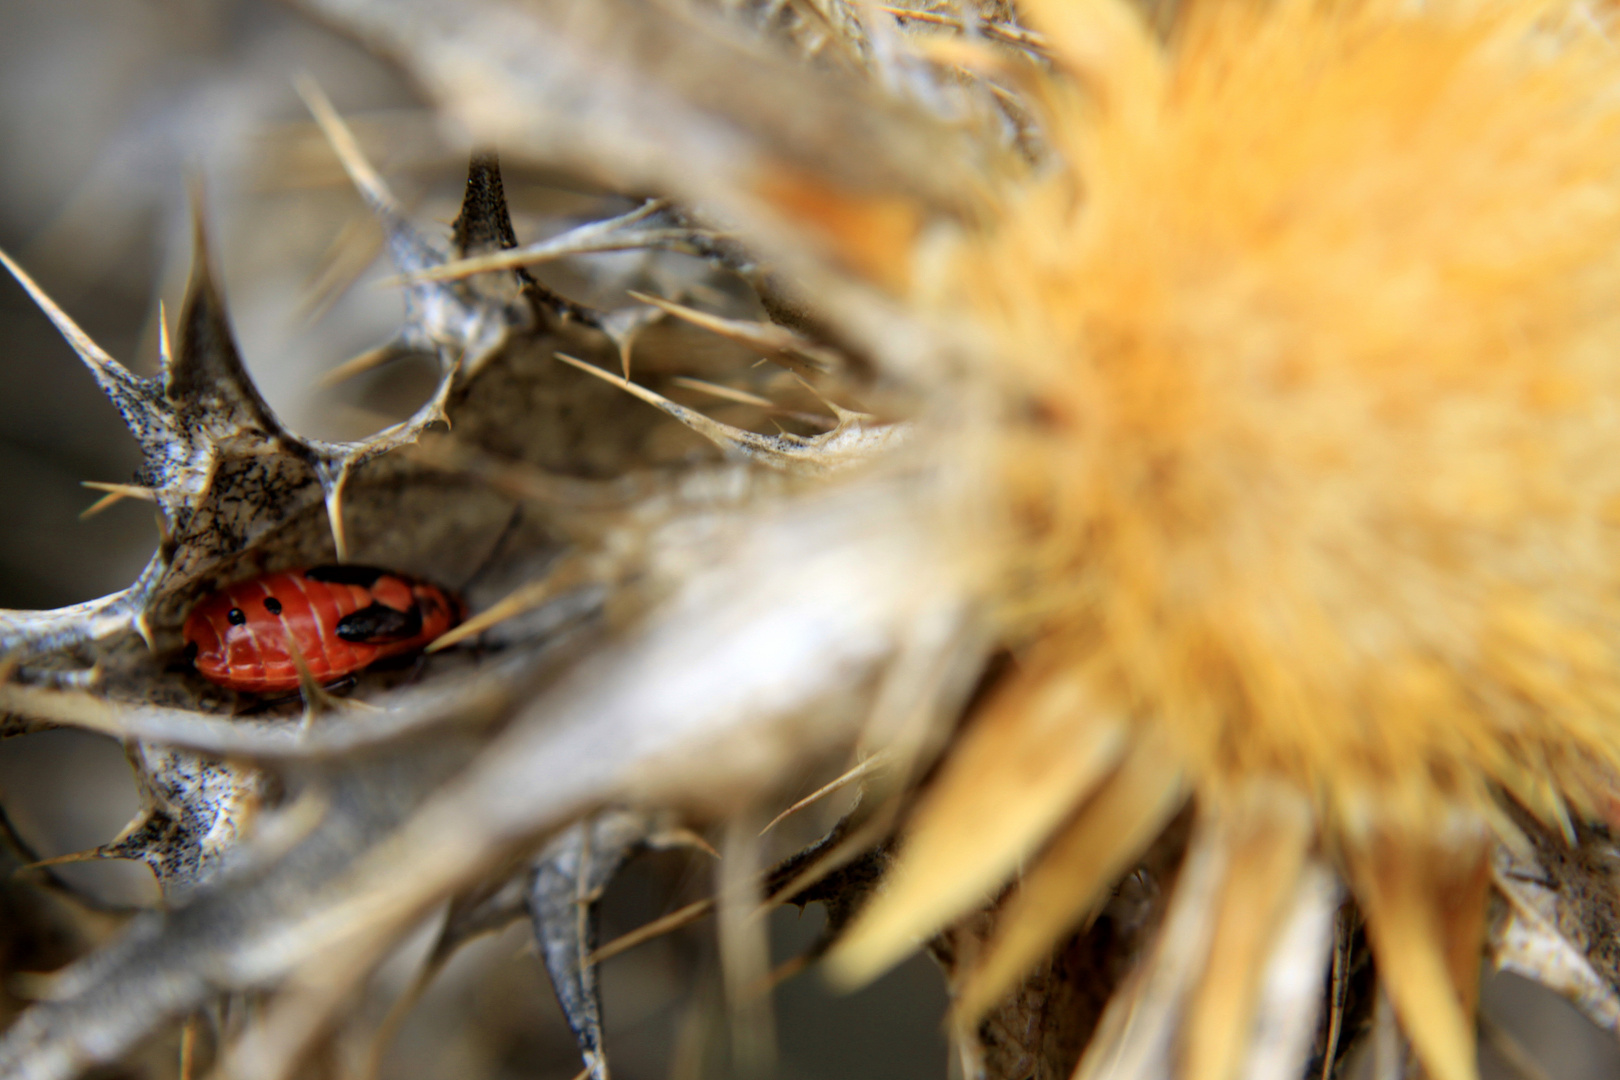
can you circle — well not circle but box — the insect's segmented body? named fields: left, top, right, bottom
left=183, top=565, right=461, bottom=693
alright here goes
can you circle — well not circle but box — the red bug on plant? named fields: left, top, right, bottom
left=183, top=565, right=462, bottom=693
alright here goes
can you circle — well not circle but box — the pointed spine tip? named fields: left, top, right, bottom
left=157, top=300, right=172, bottom=372
left=0, top=246, right=143, bottom=392
left=134, top=611, right=157, bottom=653
left=296, top=74, right=400, bottom=217
left=324, top=480, right=350, bottom=564
left=22, top=848, right=111, bottom=873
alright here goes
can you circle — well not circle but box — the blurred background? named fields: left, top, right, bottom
left=0, top=3, right=1614, bottom=1078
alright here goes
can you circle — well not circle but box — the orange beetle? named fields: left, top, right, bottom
left=183, top=565, right=461, bottom=693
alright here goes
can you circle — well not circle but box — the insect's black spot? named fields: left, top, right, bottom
left=182, top=641, right=199, bottom=663
left=335, top=602, right=424, bottom=644
left=305, top=564, right=387, bottom=587
left=264, top=597, right=283, bottom=615
left=227, top=608, right=246, bottom=626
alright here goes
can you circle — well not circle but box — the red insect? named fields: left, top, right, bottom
left=183, top=566, right=461, bottom=693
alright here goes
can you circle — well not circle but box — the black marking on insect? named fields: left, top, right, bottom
left=334, top=602, right=425, bottom=644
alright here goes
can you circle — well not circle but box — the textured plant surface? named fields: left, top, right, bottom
left=5, top=2, right=1620, bottom=1080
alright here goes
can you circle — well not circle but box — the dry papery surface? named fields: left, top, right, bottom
left=4, top=2, right=1620, bottom=1079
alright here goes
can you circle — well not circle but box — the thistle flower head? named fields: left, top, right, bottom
left=833, top=5, right=1620, bottom=1080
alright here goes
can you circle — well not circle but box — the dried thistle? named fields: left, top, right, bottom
left=5, top=2, right=1620, bottom=1080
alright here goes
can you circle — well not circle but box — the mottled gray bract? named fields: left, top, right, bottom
left=528, top=810, right=666, bottom=1080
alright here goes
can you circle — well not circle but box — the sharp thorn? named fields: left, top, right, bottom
left=624, top=291, right=840, bottom=372
left=383, top=197, right=680, bottom=286
left=157, top=300, right=172, bottom=372
left=556, top=352, right=660, bottom=403
left=78, top=492, right=126, bottom=520
left=584, top=898, right=717, bottom=967
left=380, top=227, right=703, bottom=286
left=295, top=74, right=401, bottom=217
left=320, top=340, right=408, bottom=388
left=102, top=807, right=156, bottom=852
left=323, top=471, right=351, bottom=563
left=361, top=954, right=448, bottom=1080
left=19, top=848, right=107, bottom=873
left=646, top=828, right=722, bottom=859
left=787, top=371, right=872, bottom=426
left=427, top=556, right=595, bottom=653
left=0, top=247, right=147, bottom=395
left=285, top=638, right=347, bottom=725
left=749, top=952, right=811, bottom=996
left=555, top=353, right=791, bottom=462
left=134, top=611, right=156, bottom=653
left=760, top=752, right=893, bottom=836
left=79, top=481, right=158, bottom=522
left=179, top=1016, right=201, bottom=1080
left=668, top=377, right=777, bottom=410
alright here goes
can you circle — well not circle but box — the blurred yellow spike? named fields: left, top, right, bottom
left=1182, top=787, right=1313, bottom=1080
left=826, top=662, right=1128, bottom=989
left=1436, top=844, right=1492, bottom=1025
left=950, top=736, right=1185, bottom=1019
left=1345, top=832, right=1489, bottom=1080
